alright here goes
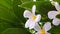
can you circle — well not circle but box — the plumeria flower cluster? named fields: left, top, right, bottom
left=23, top=5, right=51, bottom=34
left=23, top=0, right=60, bottom=34
left=23, top=5, right=41, bottom=29
left=48, top=0, right=60, bottom=26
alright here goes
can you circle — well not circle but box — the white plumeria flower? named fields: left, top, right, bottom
left=23, top=5, right=41, bottom=29
left=34, top=22, right=51, bottom=34
left=48, top=1, right=60, bottom=26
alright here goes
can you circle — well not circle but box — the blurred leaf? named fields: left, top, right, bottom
left=56, top=14, right=60, bottom=19
left=55, top=0, right=60, bottom=3
left=21, top=0, right=32, bottom=3
left=0, top=0, right=12, bottom=8
left=13, top=0, right=26, bottom=23
left=0, top=0, right=18, bottom=23
left=0, top=22, right=13, bottom=34
left=20, top=1, right=55, bottom=14
left=49, top=25, right=60, bottom=34
left=0, top=0, right=30, bottom=34
left=1, top=28, right=31, bottom=34
left=0, top=0, right=25, bottom=24
left=0, top=21, right=30, bottom=34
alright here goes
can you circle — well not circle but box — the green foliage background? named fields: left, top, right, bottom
left=0, top=0, right=60, bottom=34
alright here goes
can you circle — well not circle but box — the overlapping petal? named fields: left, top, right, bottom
left=43, top=22, right=51, bottom=31
left=29, top=20, right=35, bottom=29
left=52, top=18, right=60, bottom=26
left=35, top=14, right=41, bottom=23
left=25, top=19, right=31, bottom=28
left=34, top=23, right=41, bottom=31
left=23, top=10, right=32, bottom=18
left=48, top=11, right=58, bottom=19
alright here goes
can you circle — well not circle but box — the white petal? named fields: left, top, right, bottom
left=23, top=10, right=32, bottom=18
left=32, top=5, right=36, bottom=15
left=29, top=22, right=35, bottom=29
left=46, top=32, right=51, bottom=34
left=35, top=32, right=40, bottom=34
left=34, top=23, right=41, bottom=31
left=54, top=2, right=60, bottom=11
left=28, top=20, right=36, bottom=29
left=25, top=19, right=31, bottom=28
left=52, top=18, right=60, bottom=26
left=48, top=11, right=58, bottom=19
left=43, top=22, right=51, bottom=31
left=35, top=14, right=41, bottom=23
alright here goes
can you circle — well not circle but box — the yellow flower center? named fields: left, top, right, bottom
left=40, top=29, right=46, bottom=34
left=32, top=15, right=36, bottom=20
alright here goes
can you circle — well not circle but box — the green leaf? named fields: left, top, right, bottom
left=0, top=0, right=29, bottom=33
left=0, top=22, right=13, bottom=34
left=1, top=28, right=31, bottom=34
left=49, top=25, right=60, bottom=34
left=21, top=0, right=32, bottom=3
left=0, top=0, right=19, bottom=23
left=55, top=0, right=60, bottom=3
left=0, top=21, right=30, bottom=34
left=13, top=0, right=26, bottom=23
left=20, top=1, right=55, bottom=14
left=0, top=0, right=13, bottom=9
left=56, top=14, right=60, bottom=19
left=0, top=0, right=25, bottom=24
